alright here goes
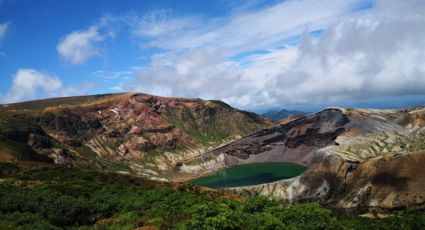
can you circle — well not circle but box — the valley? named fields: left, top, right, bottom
left=2, top=0, right=425, bottom=228
left=1, top=93, right=425, bottom=229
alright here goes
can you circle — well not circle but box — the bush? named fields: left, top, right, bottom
left=187, top=201, right=243, bottom=230
left=0, top=212, right=59, bottom=230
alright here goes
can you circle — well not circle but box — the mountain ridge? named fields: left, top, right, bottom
left=179, top=106, right=425, bottom=213
left=0, top=92, right=273, bottom=180
left=262, top=108, right=307, bottom=120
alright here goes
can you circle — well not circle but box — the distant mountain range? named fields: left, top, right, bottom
left=261, top=109, right=307, bottom=120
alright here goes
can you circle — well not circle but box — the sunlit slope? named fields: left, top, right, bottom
left=0, top=93, right=272, bottom=179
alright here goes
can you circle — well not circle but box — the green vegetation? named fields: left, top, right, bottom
left=0, top=138, right=51, bottom=162
left=165, top=107, right=231, bottom=145
left=72, top=145, right=134, bottom=173
left=142, top=144, right=189, bottom=163
left=0, top=162, right=19, bottom=176
left=0, top=168, right=424, bottom=230
left=0, top=115, right=29, bottom=139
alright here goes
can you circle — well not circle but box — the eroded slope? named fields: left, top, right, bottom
left=0, top=93, right=272, bottom=180
left=181, top=107, right=425, bottom=213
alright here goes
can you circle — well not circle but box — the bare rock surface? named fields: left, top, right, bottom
left=0, top=93, right=271, bottom=181
left=195, top=107, right=425, bottom=213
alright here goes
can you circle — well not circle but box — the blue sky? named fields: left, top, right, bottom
left=1, top=0, right=425, bottom=112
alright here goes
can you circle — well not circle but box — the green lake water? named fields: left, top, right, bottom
left=189, top=162, right=306, bottom=189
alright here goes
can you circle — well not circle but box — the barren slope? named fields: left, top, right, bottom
left=0, top=93, right=272, bottom=180
left=180, top=107, right=425, bottom=213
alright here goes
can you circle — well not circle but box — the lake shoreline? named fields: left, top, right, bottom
left=189, top=162, right=307, bottom=189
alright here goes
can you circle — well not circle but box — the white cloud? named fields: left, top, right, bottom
left=135, top=48, right=248, bottom=101
left=126, top=0, right=369, bottom=108
left=2, top=69, right=62, bottom=103
left=60, top=82, right=94, bottom=97
left=56, top=14, right=123, bottom=64
left=1, top=69, right=92, bottom=103
left=137, top=0, right=361, bottom=53
left=55, top=0, right=425, bottom=109
left=92, top=69, right=136, bottom=92
left=0, top=21, right=9, bottom=40
left=128, top=0, right=425, bottom=109
left=130, top=10, right=197, bottom=38
left=57, top=26, right=104, bottom=64
left=265, top=0, right=425, bottom=105
left=92, top=70, right=133, bottom=81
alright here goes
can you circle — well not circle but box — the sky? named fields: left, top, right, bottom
left=0, top=0, right=425, bottom=112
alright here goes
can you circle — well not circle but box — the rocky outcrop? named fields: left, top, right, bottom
left=203, top=107, right=425, bottom=213
left=178, top=108, right=350, bottom=174
left=0, top=93, right=271, bottom=177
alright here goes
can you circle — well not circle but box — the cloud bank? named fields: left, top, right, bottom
left=2, top=69, right=62, bottom=103
left=1, top=69, right=91, bottom=103
left=130, top=0, right=425, bottom=109
left=47, top=0, right=425, bottom=109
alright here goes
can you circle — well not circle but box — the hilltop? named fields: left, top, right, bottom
left=0, top=93, right=273, bottom=180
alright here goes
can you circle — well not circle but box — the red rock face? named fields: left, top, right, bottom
left=217, top=107, right=425, bottom=213
left=0, top=93, right=271, bottom=172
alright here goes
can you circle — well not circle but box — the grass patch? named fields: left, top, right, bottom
left=164, top=107, right=231, bottom=146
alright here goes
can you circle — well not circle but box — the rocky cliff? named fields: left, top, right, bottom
left=0, top=93, right=272, bottom=179
left=180, top=107, right=425, bottom=213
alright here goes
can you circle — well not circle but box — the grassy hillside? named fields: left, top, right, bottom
left=0, top=138, right=52, bottom=162
left=0, top=169, right=425, bottom=229
left=164, top=102, right=266, bottom=145
left=0, top=168, right=424, bottom=230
